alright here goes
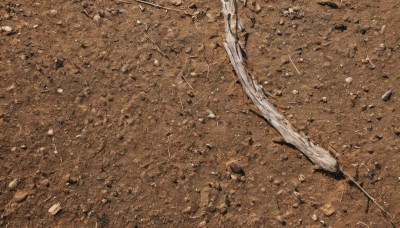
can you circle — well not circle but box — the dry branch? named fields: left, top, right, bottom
left=220, top=1, right=396, bottom=225
left=220, top=0, right=338, bottom=173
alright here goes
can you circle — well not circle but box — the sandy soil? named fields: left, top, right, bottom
left=1, top=0, right=400, bottom=227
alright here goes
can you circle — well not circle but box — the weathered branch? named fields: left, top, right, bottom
left=220, top=0, right=338, bottom=173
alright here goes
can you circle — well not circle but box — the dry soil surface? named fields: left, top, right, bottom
left=1, top=0, right=400, bottom=227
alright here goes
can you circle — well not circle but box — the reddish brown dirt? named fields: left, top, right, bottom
left=1, top=0, right=400, bottom=227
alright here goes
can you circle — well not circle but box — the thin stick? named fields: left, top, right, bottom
left=144, top=32, right=169, bottom=59
left=181, top=76, right=194, bottom=89
left=288, top=55, right=301, bottom=75
left=341, top=168, right=396, bottom=227
left=134, top=0, right=181, bottom=12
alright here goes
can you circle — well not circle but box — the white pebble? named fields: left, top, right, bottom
left=48, top=203, right=62, bottom=215
left=154, top=59, right=160, bottom=66
left=321, top=97, right=328, bottom=103
left=345, top=77, right=353, bottom=84
left=47, top=129, right=54, bottom=136
left=57, top=88, right=63, bottom=94
left=1, top=26, right=12, bottom=32
left=311, top=214, right=318, bottom=221
left=8, top=179, right=19, bottom=189
left=292, top=90, right=299, bottom=95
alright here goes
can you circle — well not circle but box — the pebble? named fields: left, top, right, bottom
left=228, top=161, right=245, bottom=175
left=311, top=214, right=318, bottom=221
left=320, top=203, right=336, bottom=216
left=47, top=129, right=54, bottom=136
left=276, top=215, right=286, bottom=225
left=317, top=0, right=339, bottom=8
left=8, top=179, right=19, bottom=189
left=198, top=220, right=207, bottom=227
left=13, top=191, right=28, bottom=203
left=48, top=203, right=62, bottom=215
left=57, top=88, right=63, bottom=94
left=292, top=90, right=299, bottom=95
left=207, top=112, right=216, bottom=119
left=154, top=59, right=160, bottom=66
left=298, top=174, right=306, bottom=183
left=120, top=66, right=130, bottom=74
left=1, top=26, right=12, bottom=32
left=321, top=97, right=328, bottom=103
left=345, top=77, right=353, bottom=84
left=381, top=90, right=392, bottom=101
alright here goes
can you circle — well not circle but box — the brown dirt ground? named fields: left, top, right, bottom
left=1, top=0, right=400, bottom=227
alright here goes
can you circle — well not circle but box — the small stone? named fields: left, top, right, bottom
left=47, top=129, right=54, bottom=136
left=320, top=203, right=336, bottom=216
left=275, top=90, right=283, bottom=96
left=311, top=214, right=318, bottom=221
left=57, top=88, right=63, bottom=94
left=120, top=66, right=130, bottom=74
left=1, top=26, right=12, bottom=32
left=104, top=176, right=114, bottom=188
left=381, top=90, right=392, bottom=102
left=207, top=111, right=216, bottom=119
left=49, top=9, right=58, bottom=16
left=276, top=215, right=286, bottom=225
left=101, top=198, right=108, bottom=204
left=321, top=97, right=328, bottom=103
left=20, top=145, right=28, bottom=150
left=292, top=90, right=299, bottom=95
left=13, top=191, right=28, bottom=203
left=228, top=161, right=245, bottom=176
left=317, top=0, right=339, bottom=9
left=8, top=179, right=19, bottom=190
left=188, top=3, right=197, bottom=9
left=298, top=174, right=306, bottom=183
left=93, top=14, right=101, bottom=22
left=345, top=77, right=353, bottom=84
left=48, top=203, right=62, bottom=215
left=182, top=206, right=192, bottom=213
left=154, top=59, right=160, bottom=66
left=170, top=0, right=182, bottom=6
left=198, top=220, right=207, bottom=227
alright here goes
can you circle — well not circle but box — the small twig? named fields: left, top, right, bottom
left=81, top=9, right=92, bottom=18
left=144, top=32, right=169, bottom=59
left=52, top=137, right=58, bottom=154
left=181, top=76, right=194, bottom=89
left=341, top=168, right=396, bottom=227
left=288, top=55, right=301, bottom=75
left=134, top=0, right=181, bottom=12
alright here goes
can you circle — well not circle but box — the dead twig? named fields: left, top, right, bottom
left=220, top=0, right=338, bottom=172
left=288, top=55, right=301, bottom=75
left=134, top=0, right=181, bottom=12
left=341, top=168, right=396, bottom=227
left=144, top=32, right=169, bottom=59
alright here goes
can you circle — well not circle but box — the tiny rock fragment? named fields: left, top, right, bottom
left=8, top=178, right=19, bottom=190
left=321, top=97, right=328, bottom=103
left=381, top=90, right=392, bottom=102
left=154, top=59, right=160, bottom=66
left=47, top=129, right=54, bottom=136
left=320, top=203, right=336, bottom=216
left=298, top=174, right=306, bottom=183
left=57, top=88, right=63, bottom=94
left=169, top=0, right=182, bottom=6
left=198, top=220, right=207, bottom=227
left=121, top=65, right=130, bottom=74
left=311, top=214, right=318, bottom=221
left=54, top=58, right=64, bottom=69
left=13, top=191, right=28, bottom=203
left=227, top=161, right=245, bottom=176
left=1, top=26, right=12, bottom=32
left=48, top=203, right=62, bottom=215
left=345, top=77, right=353, bottom=84
left=317, top=0, right=339, bottom=9
left=249, top=1, right=262, bottom=13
